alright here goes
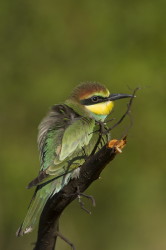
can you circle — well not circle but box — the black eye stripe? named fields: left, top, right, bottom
left=80, top=96, right=107, bottom=105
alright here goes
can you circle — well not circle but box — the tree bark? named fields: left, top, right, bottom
left=33, top=139, right=126, bottom=250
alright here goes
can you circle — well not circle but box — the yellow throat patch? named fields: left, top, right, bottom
left=85, top=101, right=114, bottom=115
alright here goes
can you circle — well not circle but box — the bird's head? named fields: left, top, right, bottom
left=68, top=82, right=133, bottom=121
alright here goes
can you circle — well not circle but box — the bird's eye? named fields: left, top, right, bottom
left=91, top=96, right=98, bottom=102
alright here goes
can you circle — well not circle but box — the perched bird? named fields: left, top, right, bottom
left=17, top=82, right=132, bottom=236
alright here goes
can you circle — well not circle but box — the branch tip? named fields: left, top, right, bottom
left=107, top=139, right=127, bottom=154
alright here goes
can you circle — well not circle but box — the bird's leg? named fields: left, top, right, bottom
left=76, top=186, right=96, bottom=214
left=64, top=185, right=96, bottom=214
left=55, top=231, right=76, bottom=250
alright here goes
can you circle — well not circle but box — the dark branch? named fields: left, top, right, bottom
left=33, top=144, right=118, bottom=250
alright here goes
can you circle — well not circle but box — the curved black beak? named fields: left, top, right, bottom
left=108, top=93, right=134, bottom=101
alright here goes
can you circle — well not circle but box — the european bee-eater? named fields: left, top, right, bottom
left=17, top=82, right=132, bottom=236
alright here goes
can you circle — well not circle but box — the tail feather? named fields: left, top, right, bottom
left=16, top=174, right=72, bottom=237
left=16, top=190, right=48, bottom=236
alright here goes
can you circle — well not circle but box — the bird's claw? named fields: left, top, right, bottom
left=76, top=186, right=96, bottom=214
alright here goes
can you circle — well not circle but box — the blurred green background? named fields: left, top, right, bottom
left=0, top=0, right=166, bottom=249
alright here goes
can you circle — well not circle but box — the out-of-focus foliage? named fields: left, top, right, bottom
left=0, top=0, right=166, bottom=249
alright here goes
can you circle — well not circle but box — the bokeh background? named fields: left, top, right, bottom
left=0, top=0, right=166, bottom=249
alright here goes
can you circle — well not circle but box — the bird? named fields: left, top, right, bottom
left=16, top=82, right=132, bottom=236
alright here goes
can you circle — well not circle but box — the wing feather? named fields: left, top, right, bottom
left=59, top=118, right=95, bottom=161
left=28, top=104, right=95, bottom=187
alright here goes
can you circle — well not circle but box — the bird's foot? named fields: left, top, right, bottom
left=63, top=187, right=96, bottom=214
left=55, top=231, right=76, bottom=250
left=76, top=186, right=96, bottom=214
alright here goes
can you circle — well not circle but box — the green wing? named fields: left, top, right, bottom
left=35, top=103, right=96, bottom=179
left=27, top=105, right=96, bottom=189
left=45, top=117, right=95, bottom=176
left=59, top=118, right=94, bottom=161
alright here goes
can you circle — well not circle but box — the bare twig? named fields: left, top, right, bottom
left=108, top=87, right=139, bottom=132
left=90, top=122, right=105, bottom=156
